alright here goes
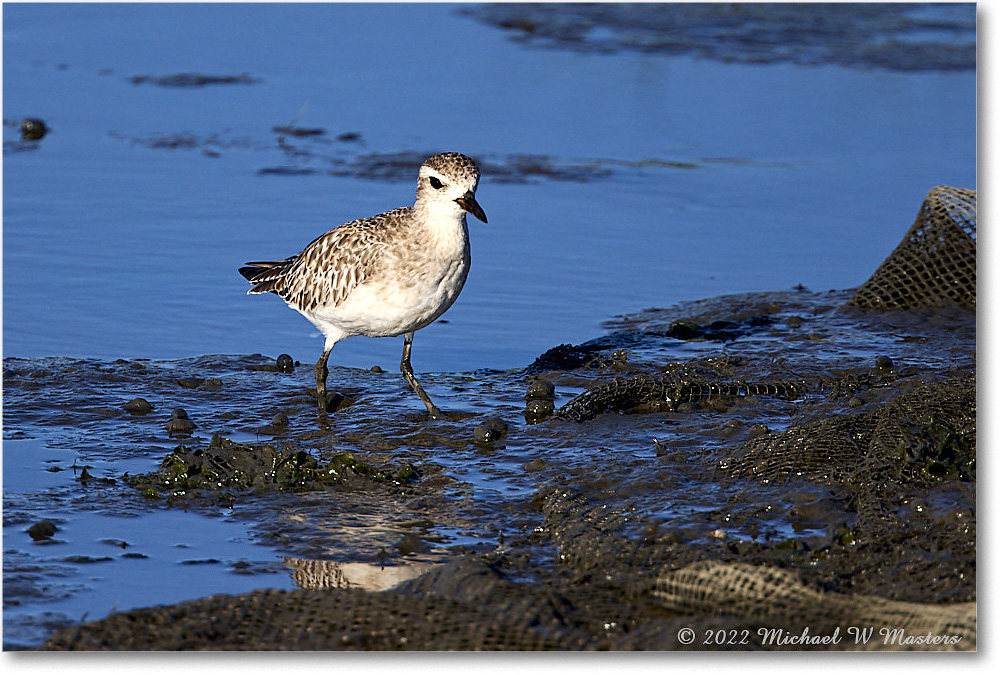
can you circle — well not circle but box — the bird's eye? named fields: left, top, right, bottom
left=429, top=176, right=444, bottom=190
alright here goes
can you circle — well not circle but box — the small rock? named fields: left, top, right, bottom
left=123, top=398, right=152, bottom=414
left=21, top=118, right=47, bottom=141
left=370, top=365, right=384, bottom=373
left=748, top=424, right=770, bottom=438
left=525, top=379, right=555, bottom=401
left=167, top=419, right=196, bottom=434
left=474, top=417, right=508, bottom=444
left=167, top=409, right=196, bottom=434
left=524, top=398, right=554, bottom=422
left=848, top=396, right=865, bottom=408
left=875, top=355, right=894, bottom=371
left=28, top=520, right=58, bottom=540
left=276, top=354, right=294, bottom=372
left=255, top=412, right=291, bottom=436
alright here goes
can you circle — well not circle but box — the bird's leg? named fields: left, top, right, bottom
left=400, top=332, right=448, bottom=420
left=314, top=345, right=333, bottom=411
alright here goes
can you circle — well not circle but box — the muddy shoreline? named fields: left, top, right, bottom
left=4, top=286, right=976, bottom=650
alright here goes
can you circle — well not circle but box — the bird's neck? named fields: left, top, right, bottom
left=412, top=200, right=469, bottom=248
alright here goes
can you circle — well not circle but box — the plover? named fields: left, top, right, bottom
left=239, top=152, right=487, bottom=418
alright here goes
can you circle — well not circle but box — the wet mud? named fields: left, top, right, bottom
left=3, top=287, right=976, bottom=650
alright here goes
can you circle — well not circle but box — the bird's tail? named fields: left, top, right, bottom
left=239, top=259, right=294, bottom=295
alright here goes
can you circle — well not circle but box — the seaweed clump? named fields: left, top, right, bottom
left=127, top=435, right=416, bottom=505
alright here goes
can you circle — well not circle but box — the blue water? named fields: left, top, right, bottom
left=2, top=2, right=976, bottom=373
left=3, top=436, right=295, bottom=648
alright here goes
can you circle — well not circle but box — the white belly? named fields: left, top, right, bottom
left=302, top=252, right=470, bottom=341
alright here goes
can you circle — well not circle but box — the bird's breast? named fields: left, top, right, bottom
left=305, top=236, right=470, bottom=339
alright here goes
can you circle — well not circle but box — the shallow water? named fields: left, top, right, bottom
left=2, top=2, right=976, bottom=371
left=2, top=2, right=977, bottom=649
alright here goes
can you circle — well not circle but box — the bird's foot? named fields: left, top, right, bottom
left=426, top=405, right=451, bottom=421
left=324, top=392, right=350, bottom=414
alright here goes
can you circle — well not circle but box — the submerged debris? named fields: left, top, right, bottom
left=129, top=72, right=261, bottom=87
left=272, top=125, right=325, bottom=137
left=663, top=316, right=772, bottom=341
left=461, top=3, right=975, bottom=71
left=325, top=151, right=619, bottom=184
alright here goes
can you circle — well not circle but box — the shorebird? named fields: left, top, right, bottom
left=239, top=152, right=487, bottom=418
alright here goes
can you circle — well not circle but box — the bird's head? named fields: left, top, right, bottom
left=416, top=152, right=488, bottom=224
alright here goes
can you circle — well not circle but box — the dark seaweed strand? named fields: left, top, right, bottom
left=555, top=375, right=803, bottom=422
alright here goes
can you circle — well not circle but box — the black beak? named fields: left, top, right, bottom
left=456, top=191, right=488, bottom=224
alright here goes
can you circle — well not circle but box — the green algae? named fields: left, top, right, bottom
left=126, top=434, right=417, bottom=504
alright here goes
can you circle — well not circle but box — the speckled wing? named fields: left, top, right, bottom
left=239, top=208, right=409, bottom=312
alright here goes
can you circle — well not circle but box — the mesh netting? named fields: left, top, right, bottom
left=655, top=562, right=975, bottom=651
left=851, top=186, right=976, bottom=310
left=720, top=374, right=976, bottom=486
left=40, top=487, right=977, bottom=651
left=556, top=375, right=802, bottom=422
